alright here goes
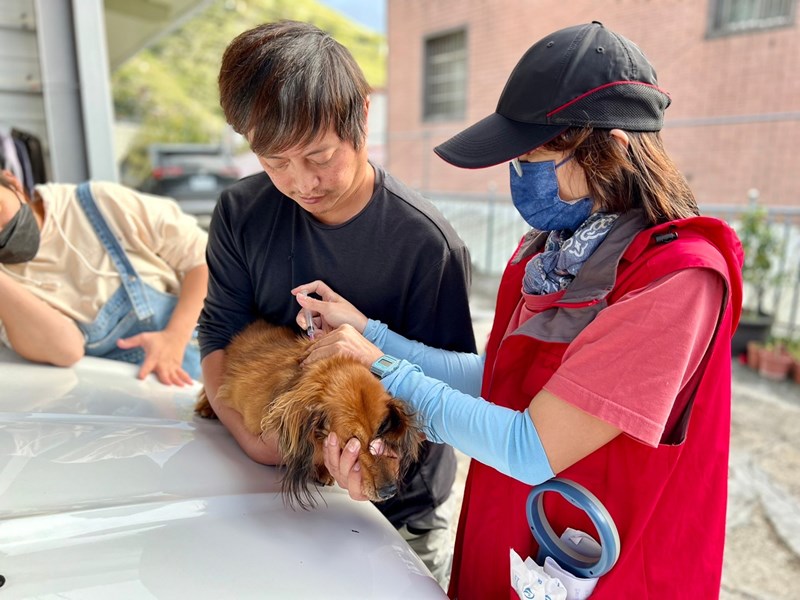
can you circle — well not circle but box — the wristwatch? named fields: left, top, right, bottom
left=370, top=355, right=402, bottom=379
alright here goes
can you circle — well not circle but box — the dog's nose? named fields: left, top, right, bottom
left=377, top=484, right=398, bottom=500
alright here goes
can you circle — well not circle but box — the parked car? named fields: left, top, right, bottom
left=138, top=144, right=241, bottom=228
left=0, top=347, right=446, bottom=599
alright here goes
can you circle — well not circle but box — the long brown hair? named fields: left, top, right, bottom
left=543, top=129, right=698, bottom=226
left=218, top=20, right=371, bottom=156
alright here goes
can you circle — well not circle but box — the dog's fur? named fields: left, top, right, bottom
left=195, top=321, right=422, bottom=509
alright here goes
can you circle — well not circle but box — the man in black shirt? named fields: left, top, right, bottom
left=199, top=20, right=476, bottom=587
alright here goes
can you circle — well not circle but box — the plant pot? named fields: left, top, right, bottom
left=731, top=312, right=774, bottom=356
left=758, top=348, right=793, bottom=380
left=746, top=341, right=763, bottom=370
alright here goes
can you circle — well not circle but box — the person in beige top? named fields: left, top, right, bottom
left=0, top=170, right=208, bottom=385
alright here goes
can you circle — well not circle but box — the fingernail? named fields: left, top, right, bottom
left=328, top=433, right=337, bottom=447
left=353, top=462, right=361, bottom=472
left=346, top=438, right=360, bottom=453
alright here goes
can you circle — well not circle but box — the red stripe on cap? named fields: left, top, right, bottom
left=546, top=81, right=670, bottom=117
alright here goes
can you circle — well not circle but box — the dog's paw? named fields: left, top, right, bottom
left=194, top=392, right=218, bottom=419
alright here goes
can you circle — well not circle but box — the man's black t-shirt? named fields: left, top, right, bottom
left=198, top=162, right=477, bottom=526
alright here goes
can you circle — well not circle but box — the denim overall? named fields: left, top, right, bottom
left=74, top=183, right=201, bottom=379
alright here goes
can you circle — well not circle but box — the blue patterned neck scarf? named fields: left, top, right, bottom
left=523, top=212, right=620, bottom=295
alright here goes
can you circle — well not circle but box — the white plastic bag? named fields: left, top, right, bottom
left=511, top=528, right=602, bottom=600
left=510, top=549, right=567, bottom=600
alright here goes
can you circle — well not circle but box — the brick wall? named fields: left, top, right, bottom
left=386, top=0, right=800, bottom=207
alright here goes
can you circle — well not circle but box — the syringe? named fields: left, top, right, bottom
left=301, top=293, right=315, bottom=340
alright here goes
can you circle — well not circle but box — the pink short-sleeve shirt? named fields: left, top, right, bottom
left=540, top=268, right=725, bottom=446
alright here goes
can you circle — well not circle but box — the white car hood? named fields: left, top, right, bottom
left=0, top=349, right=445, bottom=599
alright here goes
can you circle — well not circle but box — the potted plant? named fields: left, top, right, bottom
left=731, top=195, right=784, bottom=356
left=789, top=340, right=800, bottom=385
left=746, top=339, right=763, bottom=370
left=757, top=338, right=793, bottom=380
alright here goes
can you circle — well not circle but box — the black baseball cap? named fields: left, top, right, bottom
left=434, top=21, right=671, bottom=169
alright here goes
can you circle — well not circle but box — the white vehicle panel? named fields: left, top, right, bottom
left=0, top=348, right=445, bottom=599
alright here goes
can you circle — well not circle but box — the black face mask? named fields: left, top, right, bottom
left=0, top=202, right=41, bottom=263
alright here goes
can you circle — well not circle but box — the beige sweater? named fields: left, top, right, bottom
left=0, top=181, right=207, bottom=342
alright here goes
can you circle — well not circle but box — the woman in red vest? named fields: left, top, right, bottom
left=296, top=22, right=743, bottom=599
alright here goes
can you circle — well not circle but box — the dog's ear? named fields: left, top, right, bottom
left=265, top=391, right=329, bottom=510
left=384, top=399, right=423, bottom=474
left=376, top=398, right=405, bottom=438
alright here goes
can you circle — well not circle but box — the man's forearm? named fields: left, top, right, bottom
left=201, top=349, right=283, bottom=464
left=0, top=271, right=84, bottom=366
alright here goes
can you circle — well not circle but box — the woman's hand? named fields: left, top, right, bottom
left=300, top=324, right=383, bottom=368
left=292, top=280, right=368, bottom=334
left=116, top=330, right=194, bottom=386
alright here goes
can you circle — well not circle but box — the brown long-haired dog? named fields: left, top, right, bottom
left=195, top=321, right=422, bottom=509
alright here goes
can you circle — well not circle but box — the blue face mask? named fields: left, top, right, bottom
left=509, top=156, right=593, bottom=232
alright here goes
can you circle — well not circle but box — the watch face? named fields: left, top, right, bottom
left=371, top=355, right=399, bottom=378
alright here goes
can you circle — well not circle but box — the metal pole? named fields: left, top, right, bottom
left=771, top=219, right=791, bottom=331
left=422, top=130, right=431, bottom=194
left=72, top=0, right=118, bottom=181
left=35, top=0, right=89, bottom=182
left=787, top=259, right=800, bottom=340
left=485, top=182, right=496, bottom=274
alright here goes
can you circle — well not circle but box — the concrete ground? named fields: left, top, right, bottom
left=722, top=361, right=800, bottom=598
left=448, top=279, right=800, bottom=597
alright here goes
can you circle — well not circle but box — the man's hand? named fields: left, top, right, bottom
left=323, top=432, right=369, bottom=501
left=117, top=330, right=193, bottom=386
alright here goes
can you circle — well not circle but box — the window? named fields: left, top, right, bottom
left=423, top=29, right=467, bottom=121
left=710, top=0, right=795, bottom=35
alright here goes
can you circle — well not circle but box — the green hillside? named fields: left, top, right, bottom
left=113, top=0, right=386, bottom=183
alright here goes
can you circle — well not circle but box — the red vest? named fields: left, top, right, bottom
left=448, top=214, right=743, bottom=600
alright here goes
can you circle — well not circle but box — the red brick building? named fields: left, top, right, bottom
left=384, top=0, right=799, bottom=209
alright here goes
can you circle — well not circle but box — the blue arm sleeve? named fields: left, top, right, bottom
left=364, top=319, right=484, bottom=396
left=381, top=360, right=555, bottom=486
